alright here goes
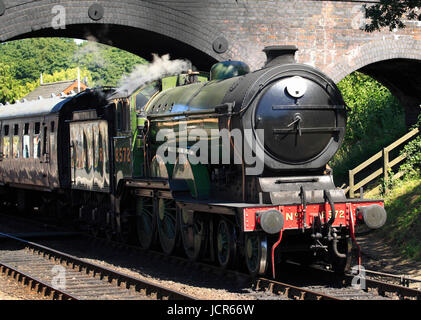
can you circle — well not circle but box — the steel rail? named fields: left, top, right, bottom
left=87, top=236, right=342, bottom=300
left=0, top=232, right=196, bottom=300
left=0, top=260, right=78, bottom=300
left=344, top=273, right=421, bottom=300
left=253, top=277, right=341, bottom=300
left=306, top=265, right=421, bottom=300
left=362, top=268, right=421, bottom=287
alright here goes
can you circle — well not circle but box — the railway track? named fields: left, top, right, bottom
left=344, top=270, right=421, bottom=300
left=86, top=235, right=421, bottom=300
left=283, top=263, right=421, bottom=300
left=1, top=212, right=420, bottom=301
left=363, top=268, right=421, bottom=288
left=0, top=232, right=195, bottom=300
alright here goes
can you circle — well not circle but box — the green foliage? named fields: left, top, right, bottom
left=364, top=0, right=421, bottom=32
left=378, top=178, right=421, bottom=261
left=0, top=38, right=78, bottom=82
left=399, top=112, right=421, bottom=178
left=74, top=42, right=147, bottom=86
left=0, top=63, right=37, bottom=104
left=379, top=168, right=396, bottom=196
left=330, top=71, right=406, bottom=184
left=0, top=37, right=147, bottom=92
left=42, top=67, right=93, bottom=86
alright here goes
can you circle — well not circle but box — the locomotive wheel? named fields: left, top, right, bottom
left=329, top=238, right=352, bottom=274
left=157, top=198, right=179, bottom=255
left=216, top=219, right=237, bottom=269
left=117, top=211, right=133, bottom=244
left=244, top=233, right=268, bottom=276
left=89, top=226, right=100, bottom=238
left=179, top=209, right=207, bottom=261
left=17, top=190, right=27, bottom=214
left=56, top=198, right=71, bottom=224
left=135, top=197, right=156, bottom=249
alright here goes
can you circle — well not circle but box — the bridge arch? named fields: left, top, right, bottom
left=326, top=38, right=421, bottom=126
left=0, top=1, right=225, bottom=70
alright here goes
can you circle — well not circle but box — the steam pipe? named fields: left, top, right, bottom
left=325, top=190, right=346, bottom=259
left=332, top=236, right=347, bottom=259
left=325, top=190, right=336, bottom=227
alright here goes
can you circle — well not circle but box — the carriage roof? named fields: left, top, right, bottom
left=0, top=96, right=73, bottom=120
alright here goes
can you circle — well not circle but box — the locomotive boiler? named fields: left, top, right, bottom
left=0, top=46, right=387, bottom=277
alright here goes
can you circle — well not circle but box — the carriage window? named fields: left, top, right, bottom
left=33, top=122, right=41, bottom=158
left=50, top=121, right=55, bottom=133
left=12, top=124, right=20, bottom=158
left=23, top=123, right=30, bottom=159
left=34, top=122, right=40, bottom=135
left=2, top=125, right=10, bottom=159
left=42, top=126, right=48, bottom=155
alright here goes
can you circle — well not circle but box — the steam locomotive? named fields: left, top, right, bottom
left=0, top=46, right=387, bottom=277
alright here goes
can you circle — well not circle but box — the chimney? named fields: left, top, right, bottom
left=263, top=45, right=298, bottom=68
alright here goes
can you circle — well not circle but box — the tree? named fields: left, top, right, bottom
left=74, top=41, right=147, bottom=86
left=0, top=38, right=147, bottom=88
left=364, top=0, right=421, bottom=32
left=42, top=67, right=92, bottom=86
left=0, top=38, right=77, bottom=82
left=0, top=63, right=36, bottom=104
left=330, top=72, right=406, bottom=184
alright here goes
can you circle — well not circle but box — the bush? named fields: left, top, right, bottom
left=378, top=178, right=421, bottom=261
left=399, top=112, right=421, bottom=178
left=330, top=72, right=406, bottom=185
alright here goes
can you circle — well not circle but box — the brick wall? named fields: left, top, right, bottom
left=0, top=0, right=420, bottom=122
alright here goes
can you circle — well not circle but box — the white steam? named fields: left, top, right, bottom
left=116, top=54, right=192, bottom=94
left=74, top=34, right=105, bottom=67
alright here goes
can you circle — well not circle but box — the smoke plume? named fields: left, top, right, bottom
left=116, top=54, right=192, bottom=94
left=73, top=34, right=106, bottom=68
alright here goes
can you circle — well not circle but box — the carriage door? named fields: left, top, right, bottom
left=113, top=101, right=132, bottom=188
left=40, top=120, right=50, bottom=186
left=47, top=119, right=58, bottom=188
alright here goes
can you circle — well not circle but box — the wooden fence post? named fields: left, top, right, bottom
left=383, top=147, right=389, bottom=193
left=346, top=128, right=418, bottom=199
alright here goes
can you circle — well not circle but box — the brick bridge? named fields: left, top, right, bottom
left=0, top=0, right=420, bottom=124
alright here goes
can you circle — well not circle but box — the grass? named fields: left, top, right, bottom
left=365, top=177, right=421, bottom=261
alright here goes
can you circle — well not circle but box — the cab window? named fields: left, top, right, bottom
left=135, top=82, right=160, bottom=113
